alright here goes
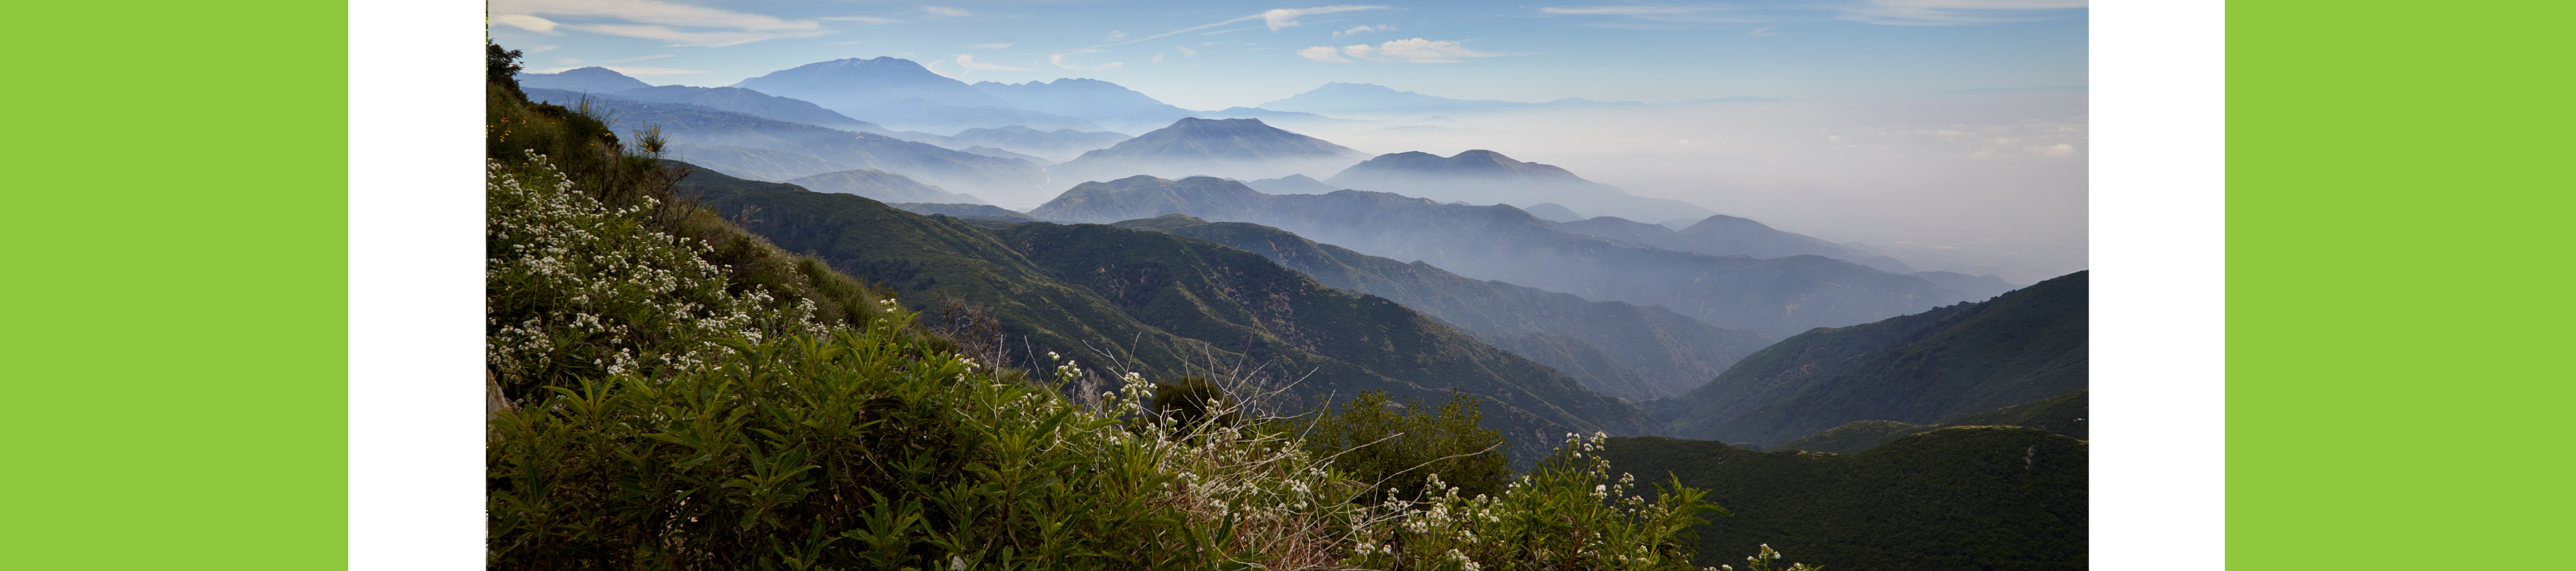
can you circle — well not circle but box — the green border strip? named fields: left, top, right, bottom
left=0, top=2, right=347, bottom=569
left=2230, top=2, right=2572, bottom=567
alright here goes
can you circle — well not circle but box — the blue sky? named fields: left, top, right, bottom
left=488, top=1, right=2087, bottom=111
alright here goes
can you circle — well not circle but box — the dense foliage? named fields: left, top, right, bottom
left=1295, top=391, right=1511, bottom=503
left=1603, top=431, right=2086, bottom=570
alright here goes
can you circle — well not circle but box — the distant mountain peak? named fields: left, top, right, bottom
left=516, top=66, right=654, bottom=93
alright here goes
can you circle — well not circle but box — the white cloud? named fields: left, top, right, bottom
left=954, top=55, right=1032, bottom=71
left=611, top=54, right=673, bottom=63
left=966, top=43, right=1013, bottom=49
left=1341, top=37, right=1502, bottom=63
left=822, top=16, right=901, bottom=24
left=1835, top=0, right=2087, bottom=25
left=494, top=14, right=562, bottom=34
left=526, top=44, right=559, bottom=53
left=1297, top=46, right=1353, bottom=63
left=1105, top=31, right=1127, bottom=42
left=1175, top=46, right=1198, bottom=57
left=1332, top=24, right=1395, bottom=39
left=1153, top=53, right=1165, bottom=63
left=921, top=6, right=972, bottom=18
left=1260, top=5, right=1390, bottom=30
left=492, top=0, right=828, bottom=46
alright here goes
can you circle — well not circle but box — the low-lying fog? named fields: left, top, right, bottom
left=1282, top=91, right=2088, bottom=284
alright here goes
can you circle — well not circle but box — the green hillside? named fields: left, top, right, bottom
left=670, top=166, right=1656, bottom=460
left=1652, top=271, right=2087, bottom=445
left=1116, top=214, right=1775, bottom=400
left=1769, top=388, right=2089, bottom=454
left=1602, top=430, right=2087, bottom=570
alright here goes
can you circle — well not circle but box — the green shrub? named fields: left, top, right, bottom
left=1296, top=391, right=1510, bottom=503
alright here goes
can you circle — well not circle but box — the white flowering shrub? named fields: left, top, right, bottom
left=1339, top=432, right=1727, bottom=571
left=485, top=152, right=819, bottom=397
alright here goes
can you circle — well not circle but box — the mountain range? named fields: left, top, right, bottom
left=667, top=162, right=1658, bottom=461
left=1324, top=150, right=1719, bottom=222
left=525, top=88, right=1046, bottom=203
left=1028, top=176, right=1971, bottom=338
left=1049, top=118, right=1373, bottom=184
left=971, top=78, right=1199, bottom=132
left=1648, top=270, right=2087, bottom=446
left=1768, top=388, right=2087, bottom=454
left=1114, top=214, right=1776, bottom=401
left=950, top=126, right=1136, bottom=162
left=733, top=57, right=1104, bottom=133
left=1556, top=214, right=1916, bottom=273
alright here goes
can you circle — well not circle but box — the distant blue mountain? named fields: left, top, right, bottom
left=971, top=78, right=1197, bottom=131
left=515, top=67, right=652, bottom=93
left=733, top=57, right=1102, bottom=133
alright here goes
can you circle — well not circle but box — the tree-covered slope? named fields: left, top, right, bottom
left=1652, top=271, right=2088, bottom=445
left=1602, top=430, right=2087, bottom=570
left=670, top=165, right=1654, bottom=459
left=1768, top=388, right=2089, bottom=454
left=1031, top=176, right=1970, bottom=338
left=1114, top=214, right=1775, bottom=401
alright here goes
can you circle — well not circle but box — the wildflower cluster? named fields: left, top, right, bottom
left=1341, top=432, right=1726, bottom=571
left=485, top=153, right=821, bottom=395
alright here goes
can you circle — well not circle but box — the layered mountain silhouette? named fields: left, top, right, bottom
left=669, top=163, right=1658, bottom=461
left=972, top=78, right=1198, bottom=132
left=950, top=126, right=1134, bottom=162
left=1050, top=118, right=1372, bottom=183
left=733, top=57, right=1102, bottom=132
left=1556, top=215, right=1915, bottom=273
left=783, top=169, right=982, bottom=204
left=1115, top=214, right=1775, bottom=401
left=664, top=143, right=858, bottom=183
left=1244, top=174, right=1338, bottom=194
left=514, top=66, right=652, bottom=93
left=1649, top=271, right=2087, bottom=446
left=1029, top=176, right=1970, bottom=338
left=1323, top=150, right=1717, bottom=222
left=527, top=88, right=1045, bottom=203
left=1519, top=203, right=1583, bottom=222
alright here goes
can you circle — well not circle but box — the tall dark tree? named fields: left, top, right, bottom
left=487, top=41, right=526, bottom=100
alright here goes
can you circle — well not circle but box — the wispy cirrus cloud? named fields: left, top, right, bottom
left=1332, top=24, right=1395, bottom=39
left=921, top=6, right=972, bottom=18
left=491, top=0, right=830, bottom=46
left=822, top=16, right=902, bottom=24
left=1833, top=0, right=2086, bottom=25
left=1303, top=37, right=1503, bottom=64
